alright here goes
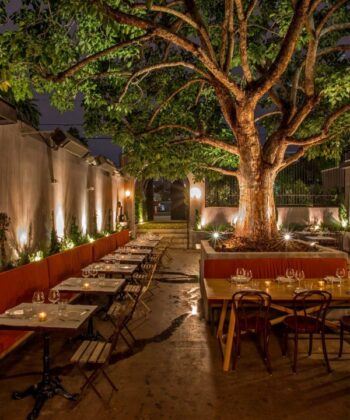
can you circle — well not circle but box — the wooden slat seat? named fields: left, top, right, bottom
left=71, top=341, right=111, bottom=365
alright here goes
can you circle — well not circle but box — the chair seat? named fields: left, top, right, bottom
left=237, top=316, right=270, bottom=333
left=340, top=315, right=350, bottom=330
left=71, top=340, right=111, bottom=365
left=284, top=315, right=321, bottom=333
left=125, top=285, right=145, bottom=293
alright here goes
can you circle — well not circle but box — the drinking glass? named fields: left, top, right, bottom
left=236, top=267, right=245, bottom=278
left=285, top=268, right=295, bottom=288
left=246, top=269, right=253, bottom=282
left=32, top=291, right=45, bottom=305
left=295, top=270, right=305, bottom=288
left=82, top=268, right=89, bottom=278
left=58, top=299, right=68, bottom=319
left=48, top=289, right=60, bottom=304
left=90, top=267, right=98, bottom=278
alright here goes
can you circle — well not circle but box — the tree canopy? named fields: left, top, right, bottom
left=0, top=0, right=349, bottom=182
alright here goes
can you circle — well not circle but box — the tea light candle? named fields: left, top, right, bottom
left=318, top=280, right=325, bottom=288
left=106, top=264, right=111, bottom=270
left=265, top=281, right=271, bottom=287
left=83, top=282, right=90, bottom=289
left=38, top=312, right=47, bottom=322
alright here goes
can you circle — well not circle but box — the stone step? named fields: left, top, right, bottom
left=137, top=229, right=188, bottom=234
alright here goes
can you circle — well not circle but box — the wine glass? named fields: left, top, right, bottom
left=336, top=268, right=346, bottom=287
left=32, top=291, right=45, bottom=305
left=285, top=268, right=295, bottom=288
left=295, top=270, right=305, bottom=288
left=82, top=268, right=89, bottom=279
left=48, top=289, right=60, bottom=304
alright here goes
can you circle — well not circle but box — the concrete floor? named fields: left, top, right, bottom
left=1, top=249, right=350, bottom=420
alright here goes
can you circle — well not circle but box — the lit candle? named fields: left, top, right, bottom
left=265, top=281, right=271, bottom=287
left=318, top=280, right=325, bottom=289
left=38, top=312, right=47, bottom=322
left=106, top=264, right=111, bottom=271
left=83, top=282, right=90, bottom=289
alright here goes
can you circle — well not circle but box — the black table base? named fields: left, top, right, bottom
left=12, top=333, right=79, bottom=420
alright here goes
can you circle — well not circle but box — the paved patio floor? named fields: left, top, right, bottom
left=0, top=249, right=350, bottom=420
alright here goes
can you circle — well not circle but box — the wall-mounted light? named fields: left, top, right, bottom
left=190, top=186, right=202, bottom=199
left=87, top=186, right=95, bottom=192
left=125, top=190, right=131, bottom=198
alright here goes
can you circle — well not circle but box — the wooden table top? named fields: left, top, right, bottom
left=115, top=248, right=153, bottom=255
left=204, top=278, right=350, bottom=302
left=85, top=263, right=138, bottom=275
left=101, top=254, right=146, bottom=263
left=54, top=277, right=125, bottom=295
left=0, top=303, right=97, bottom=332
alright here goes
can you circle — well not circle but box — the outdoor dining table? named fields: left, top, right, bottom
left=204, top=277, right=350, bottom=371
left=54, top=277, right=126, bottom=339
left=84, top=262, right=138, bottom=277
left=101, top=253, right=146, bottom=264
left=115, top=247, right=153, bottom=255
left=0, top=302, right=97, bottom=419
left=126, top=239, right=159, bottom=248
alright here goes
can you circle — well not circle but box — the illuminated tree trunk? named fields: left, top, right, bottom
left=235, top=169, right=278, bottom=240
left=231, top=106, right=278, bottom=240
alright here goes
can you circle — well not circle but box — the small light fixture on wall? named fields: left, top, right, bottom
left=190, top=186, right=202, bottom=199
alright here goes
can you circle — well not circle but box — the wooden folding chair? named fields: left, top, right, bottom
left=124, top=263, right=156, bottom=314
left=70, top=309, right=127, bottom=402
left=107, top=284, right=143, bottom=350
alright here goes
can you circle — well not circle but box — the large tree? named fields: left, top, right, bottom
left=1, top=0, right=349, bottom=240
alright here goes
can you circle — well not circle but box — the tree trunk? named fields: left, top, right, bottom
left=233, top=104, right=278, bottom=241
left=235, top=168, right=278, bottom=240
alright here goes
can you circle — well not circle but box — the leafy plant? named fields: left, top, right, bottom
left=0, top=213, right=11, bottom=269
left=49, top=211, right=61, bottom=255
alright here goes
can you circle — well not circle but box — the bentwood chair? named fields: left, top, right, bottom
left=282, top=290, right=332, bottom=373
left=338, top=315, right=350, bottom=357
left=232, top=291, right=272, bottom=373
left=71, top=309, right=128, bottom=401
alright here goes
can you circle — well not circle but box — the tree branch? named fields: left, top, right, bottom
left=253, top=0, right=311, bottom=99
left=46, top=33, right=155, bottom=82
left=202, top=165, right=240, bottom=177
left=234, top=0, right=252, bottom=82
left=255, top=110, right=282, bottom=123
left=147, top=78, right=206, bottom=128
left=132, top=3, right=199, bottom=31
left=315, top=0, right=348, bottom=37
left=170, top=136, right=240, bottom=155
left=91, top=0, right=244, bottom=99
left=117, top=61, right=210, bottom=104
left=140, top=124, right=199, bottom=136
left=286, top=103, right=350, bottom=146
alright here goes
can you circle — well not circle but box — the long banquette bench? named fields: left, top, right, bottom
left=0, top=230, right=130, bottom=359
left=203, top=257, right=348, bottom=279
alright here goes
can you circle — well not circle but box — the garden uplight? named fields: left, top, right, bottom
left=125, top=190, right=131, bottom=198
left=212, top=232, right=220, bottom=240
left=284, top=233, right=291, bottom=241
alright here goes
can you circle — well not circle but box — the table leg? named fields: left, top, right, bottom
left=12, top=333, right=79, bottom=420
left=217, top=301, right=228, bottom=339
left=223, top=306, right=236, bottom=372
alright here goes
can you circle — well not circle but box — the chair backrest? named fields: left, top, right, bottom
left=292, top=290, right=332, bottom=331
left=107, top=306, right=131, bottom=362
left=232, top=291, right=271, bottom=332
